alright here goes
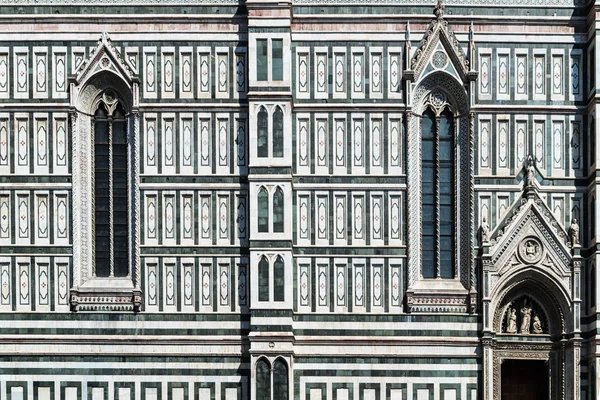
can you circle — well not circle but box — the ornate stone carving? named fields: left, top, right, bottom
left=518, top=236, right=543, bottom=264
left=569, top=218, right=579, bottom=246
left=500, top=296, right=548, bottom=335
left=480, top=216, right=490, bottom=243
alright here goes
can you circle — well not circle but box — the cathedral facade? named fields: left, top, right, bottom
left=0, top=0, right=597, bottom=399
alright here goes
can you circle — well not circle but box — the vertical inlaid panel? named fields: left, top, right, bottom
left=371, top=194, right=383, bottom=242
left=201, top=262, right=211, bottom=307
left=236, top=193, right=248, bottom=241
left=17, top=193, right=29, bottom=243
left=235, top=116, right=247, bottom=173
left=353, top=194, right=365, bottom=242
left=497, top=119, right=510, bottom=174
left=179, top=48, right=193, bottom=98
left=389, top=194, right=403, bottom=244
left=162, top=116, right=175, bottom=174
left=354, top=262, right=365, bottom=308
left=18, top=259, right=30, bottom=308
left=389, top=116, right=403, bottom=174
left=56, top=260, right=69, bottom=307
left=219, top=262, right=229, bottom=307
left=0, top=194, right=9, bottom=242
left=0, top=260, right=10, bottom=308
left=216, top=51, right=229, bottom=98
left=146, top=260, right=158, bottom=308
left=372, top=261, right=383, bottom=309
left=497, top=52, right=509, bottom=98
left=371, top=117, right=383, bottom=172
left=0, top=48, right=8, bottom=98
left=479, top=52, right=491, bottom=97
left=335, top=194, right=346, bottom=245
left=53, top=115, right=68, bottom=173
left=217, top=117, right=229, bottom=171
left=534, top=53, right=546, bottom=98
left=334, top=116, right=346, bottom=173
left=299, top=261, right=310, bottom=308
left=297, top=117, right=310, bottom=172
left=390, top=262, right=402, bottom=308
left=515, top=119, right=527, bottom=168
left=36, top=260, right=49, bottom=308
left=351, top=50, right=364, bottom=99
left=370, top=49, right=383, bottom=98
left=200, top=195, right=211, bottom=242
left=316, top=117, right=328, bottom=171
left=162, top=50, right=175, bottom=97
left=571, top=118, right=582, bottom=173
left=198, top=49, right=211, bottom=98
left=335, top=261, right=346, bottom=308
left=317, top=262, right=328, bottom=308
left=36, top=193, right=49, bottom=242
left=54, top=193, right=68, bottom=242
left=570, top=51, right=582, bottom=101
left=479, top=118, right=491, bottom=171
left=316, top=194, right=328, bottom=244
left=298, top=194, right=310, bottom=243
left=180, top=115, right=194, bottom=173
left=144, top=115, right=158, bottom=173
left=534, top=119, right=545, bottom=168
left=238, top=261, right=247, bottom=307
left=181, top=260, right=194, bottom=308
left=552, top=53, right=564, bottom=99
left=333, top=49, right=346, bottom=98
left=315, top=50, right=328, bottom=99
left=163, top=194, right=175, bottom=242
left=235, top=50, right=246, bottom=96
left=515, top=52, right=527, bottom=98
left=0, top=116, right=9, bottom=173
left=297, top=51, right=309, bottom=98
left=218, top=194, right=229, bottom=242
left=352, top=117, right=364, bottom=172
left=163, top=258, right=176, bottom=310
left=198, top=116, right=211, bottom=174
left=145, top=194, right=158, bottom=242
left=52, top=48, right=67, bottom=98
left=14, top=48, right=29, bottom=99
left=143, top=48, right=157, bottom=98
left=33, top=48, right=48, bottom=99
left=552, top=120, right=564, bottom=171
left=388, top=48, right=402, bottom=97
left=181, top=194, right=194, bottom=243
left=35, top=115, right=49, bottom=172
left=16, top=116, right=29, bottom=174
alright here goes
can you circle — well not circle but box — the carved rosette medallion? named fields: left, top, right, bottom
left=517, top=236, right=543, bottom=264
left=432, top=50, right=448, bottom=69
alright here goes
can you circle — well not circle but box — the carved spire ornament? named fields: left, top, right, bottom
left=434, top=0, right=445, bottom=19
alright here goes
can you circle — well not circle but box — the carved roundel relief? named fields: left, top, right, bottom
left=101, top=57, right=111, bottom=69
left=432, top=50, right=448, bottom=69
left=517, top=236, right=543, bottom=264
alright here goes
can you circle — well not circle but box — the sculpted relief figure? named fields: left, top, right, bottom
left=525, top=155, right=536, bottom=188
left=480, top=216, right=490, bottom=243
left=520, top=301, right=532, bottom=334
left=505, top=306, right=517, bottom=333
left=532, top=314, right=544, bottom=334
left=570, top=218, right=580, bottom=246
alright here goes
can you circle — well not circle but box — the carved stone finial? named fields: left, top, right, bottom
left=100, top=31, right=110, bottom=44
left=570, top=218, right=580, bottom=246
left=480, top=216, right=490, bottom=243
left=434, top=0, right=445, bottom=19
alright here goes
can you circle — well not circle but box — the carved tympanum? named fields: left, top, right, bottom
left=502, top=296, right=547, bottom=335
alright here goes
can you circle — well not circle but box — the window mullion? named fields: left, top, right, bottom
left=435, top=116, right=441, bottom=279
left=108, top=116, right=115, bottom=278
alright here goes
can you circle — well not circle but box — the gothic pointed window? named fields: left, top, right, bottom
left=421, top=105, right=455, bottom=279
left=93, top=95, right=130, bottom=278
left=258, top=256, right=269, bottom=301
left=273, top=106, right=284, bottom=158
left=273, top=186, right=284, bottom=233
left=257, top=106, right=268, bottom=158
left=255, top=357, right=289, bottom=400
left=258, top=186, right=269, bottom=233
left=273, top=256, right=285, bottom=302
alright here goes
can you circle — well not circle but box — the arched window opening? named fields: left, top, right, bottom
left=273, top=358, right=289, bottom=400
left=421, top=105, right=455, bottom=279
left=257, top=106, right=269, bottom=158
left=421, top=107, right=436, bottom=279
left=258, top=186, right=269, bottom=233
left=256, top=358, right=271, bottom=400
left=273, top=106, right=284, bottom=158
left=258, top=256, right=270, bottom=302
left=273, top=256, right=285, bottom=302
left=439, top=107, right=455, bottom=279
left=273, top=186, right=284, bottom=233
left=93, top=97, right=129, bottom=278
